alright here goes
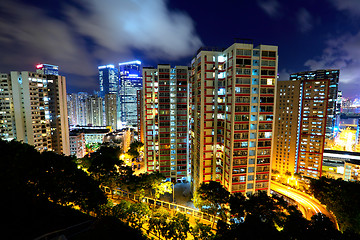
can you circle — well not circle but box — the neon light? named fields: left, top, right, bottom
left=36, top=64, right=43, bottom=69
left=98, top=64, right=115, bottom=69
left=119, top=60, right=141, bottom=65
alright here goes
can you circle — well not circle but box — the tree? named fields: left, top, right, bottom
left=308, top=213, right=342, bottom=239
left=228, top=192, right=246, bottom=221
left=127, top=202, right=151, bottom=230
left=147, top=207, right=170, bottom=239
left=166, top=213, right=190, bottom=240
left=190, top=220, right=215, bottom=240
left=310, top=176, right=360, bottom=234
left=0, top=139, right=107, bottom=213
left=194, top=181, right=230, bottom=227
left=87, top=146, right=130, bottom=198
left=127, top=140, right=144, bottom=159
left=244, top=191, right=289, bottom=229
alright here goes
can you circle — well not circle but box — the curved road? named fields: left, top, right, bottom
left=270, top=181, right=338, bottom=228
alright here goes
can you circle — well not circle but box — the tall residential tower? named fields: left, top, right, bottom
left=272, top=70, right=339, bottom=178
left=191, top=41, right=278, bottom=195
left=142, top=65, right=191, bottom=181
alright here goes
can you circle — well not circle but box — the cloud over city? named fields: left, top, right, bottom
left=0, top=0, right=202, bottom=89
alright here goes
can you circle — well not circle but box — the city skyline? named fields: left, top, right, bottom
left=0, top=0, right=360, bottom=97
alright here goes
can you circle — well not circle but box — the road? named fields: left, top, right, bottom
left=270, top=181, right=338, bottom=228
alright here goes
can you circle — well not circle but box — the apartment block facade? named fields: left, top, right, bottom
left=0, top=71, right=69, bottom=155
left=191, top=42, right=278, bottom=195
left=273, top=70, right=338, bottom=178
left=142, top=65, right=191, bottom=181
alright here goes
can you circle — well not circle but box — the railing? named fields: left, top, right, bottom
left=112, top=188, right=217, bottom=224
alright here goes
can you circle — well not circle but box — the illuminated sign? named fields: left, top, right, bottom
left=36, top=64, right=43, bottom=69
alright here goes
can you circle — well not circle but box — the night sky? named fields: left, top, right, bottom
left=1, top=0, right=360, bottom=97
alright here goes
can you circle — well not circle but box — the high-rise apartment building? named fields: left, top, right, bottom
left=191, top=41, right=277, bottom=195
left=290, top=70, right=339, bottom=139
left=137, top=89, right=144, bottom=143
left=86, top=95, right=103, bottom=127
left=105, top=93, right=117, bottom=131
left=0, top=73, right=15, bottom=141
left=119, top=61, right=142, bottom=127
left=272, top=70, right=338, bottom=178
left=0, top=70, right=69, bottom=155
left=142, top=65, right=191, bottom=181
left=67, top=92, right=88, bottom=128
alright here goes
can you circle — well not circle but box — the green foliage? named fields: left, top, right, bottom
left=147, top=207, right=170, bottom=239
left=153, top=181, right=173, bottom=199
left=127, top=140, right=144, bottom=158
left=86, top=146, right=134, bottom=198
left=194, top=181, right=230, bottom=226
left=0, top=139, right=107, bottom=212
left=310, top=176, right=360, bottom=234
left=190, top=219, right=215, bottom=240
left=166, top=212, right=190, bottom=240
left=128, top=171, right=170, bottom=199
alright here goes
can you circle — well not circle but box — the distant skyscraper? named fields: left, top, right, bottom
left=119, top=60, right=142, bottom=127
left=98, top=64, right=118, bottom=98
left=142, top=65, right=191, bottom=181
left=0, top=70, right=69, bottom=155
left=67, top=92, right=89, bottom=127
left=36, top=63, right=59, bottom=76
left=191, top=41, right=278, bottom=195
left=272, top=69, right=339, bottom=179
left=105, top=93, right=117, bottom=130
left=86, top=95, right=103, bottom=127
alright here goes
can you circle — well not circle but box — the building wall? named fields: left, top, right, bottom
left=119, top=61, right=142, bottom=127
left=272, top=80, right=301, bottom=175
left=10, top=71, right=53, bottom=152
left=143, top=65, right=191, bottom=181
left=86, top=95, right=103, bottom=126
left=2, top=71, right=69, bottom=155
left=70, top=133, right=86, bottom=158
left=273, top=72, right=333, bottom=179
left=105, top=93, right=117, bottom=130
left=191, top=42, right=278, bottom=195
left=0, top=73, right=15, bottom=141
left=137, top=89, right=144, bottom=143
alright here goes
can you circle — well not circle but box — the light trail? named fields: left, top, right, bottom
left=271, top=181, right=323, bottom=219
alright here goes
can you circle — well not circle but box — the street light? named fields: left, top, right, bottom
left=172, top=183, right=175, bottom=203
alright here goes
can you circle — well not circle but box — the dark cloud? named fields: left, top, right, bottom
left=0, top=0, right=202, bottom=90
left=304, top=32, right=360, bottom=95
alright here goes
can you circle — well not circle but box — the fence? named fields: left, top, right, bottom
left=110, top=187, right=217, bottom=224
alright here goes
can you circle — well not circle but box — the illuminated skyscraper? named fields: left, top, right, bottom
left=119, top=61, right=142, bottom=127
left=36, top=63, right=59, bottom=76
left=98, top=64, right=118, bottom=98
left=191, top=41, right=278, bottom=195
left=142, top=65, right=191, bottom=181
